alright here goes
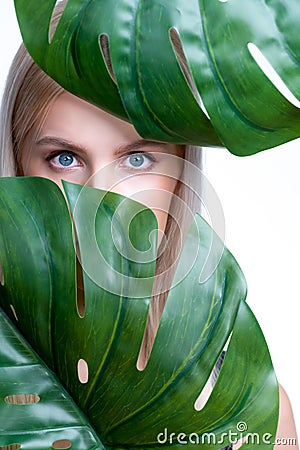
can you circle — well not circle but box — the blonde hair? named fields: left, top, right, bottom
left=0, top=46, right=63, bottom=176
left=0, top=1, right=204, bottom=369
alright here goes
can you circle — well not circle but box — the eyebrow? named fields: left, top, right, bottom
left=36, top=136, right=168, bottom=155
left=115, top=139, right=168, bottom=154
left=35, top=136, right=87, bottom=154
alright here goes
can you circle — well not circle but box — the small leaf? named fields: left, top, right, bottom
left=0, top=308, right=104, bottom=449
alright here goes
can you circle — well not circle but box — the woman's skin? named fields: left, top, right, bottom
left=21, top=92, right=184, bottom=244
left=20, top=91, right=298, bottom=449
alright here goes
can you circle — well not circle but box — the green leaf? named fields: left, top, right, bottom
left=14, top=0, right=300, bottom=155
left=0, top=177, right=278, bottom=448
left=0, top=308, right=105, bottom=449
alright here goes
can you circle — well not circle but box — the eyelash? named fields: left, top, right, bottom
left=45, top=150, right=158, bottom=171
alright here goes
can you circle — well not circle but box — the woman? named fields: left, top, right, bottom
left=0, top=2, right=298, bottom=449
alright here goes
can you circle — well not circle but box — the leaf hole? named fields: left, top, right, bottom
left=0, top=260, right=4, bottom=286
left=99, top=34, right=117, bottom=84
left=136, top=228, right=185, bottom=371
left=0, top=445, right=21, bottom=450
left=194, top=334, right=232, bottom=411
left=136, top=292, right=168, bottom=371
left=76, top=258, right=86, bottom=318
left=77, top=359, right=89, bottom=384
left=5, top=394, right=40, bottom=405
left=169, top=27, right=210, bottom=119
left=247, top=42, right=300, bottom=108
left=48, top=0, right=68, bottom=43
left=52, top=440, right=72, bottom=449
left=9, top=304, right=18, bottom=322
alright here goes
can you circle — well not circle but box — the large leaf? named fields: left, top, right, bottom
left=14, top=0, right=300, bottom=155
left=0, top=177, right=278, bottom=449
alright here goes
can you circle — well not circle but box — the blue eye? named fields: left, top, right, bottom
left=46, top=151, right=81, bottom=170
left=121, top=152, right=157, bottom=171
left=58, top=153, right=74, bottom=167
left=128, top=153, right=145, bottom=167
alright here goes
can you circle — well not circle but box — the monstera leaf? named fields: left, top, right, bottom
left=0, top=177, right=278, bottom=449
left=0, top=308, right=104, bottom=449
left=14, top=0, right=300, bottom=155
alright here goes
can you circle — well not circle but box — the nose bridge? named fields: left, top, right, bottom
left=87, top=161, right=117, bottom=192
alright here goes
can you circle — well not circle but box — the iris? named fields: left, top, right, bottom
left=59, top=153, right=74, bottom=167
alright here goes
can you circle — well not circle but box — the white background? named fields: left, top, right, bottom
left=1, top=0, right=299, bottom=433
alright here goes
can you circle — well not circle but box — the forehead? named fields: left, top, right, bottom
left=40, top=92, right=141, bottom=142
left=35, top=91, right=183, bottom=157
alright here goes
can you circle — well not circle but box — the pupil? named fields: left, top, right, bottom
left=59, top=153, right=74, bottom=167
left=129, top=154, right=144, bottom=167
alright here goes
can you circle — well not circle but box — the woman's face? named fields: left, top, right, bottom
left=21, top=92, right=184, bottom=241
